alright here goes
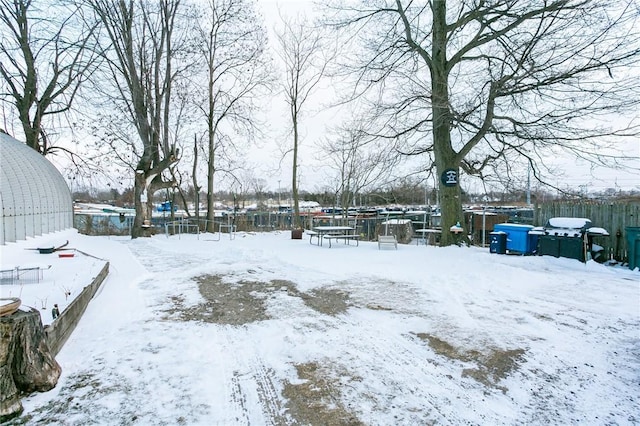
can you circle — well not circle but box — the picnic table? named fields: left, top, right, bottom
left=307, top=226, right=359, bottom=248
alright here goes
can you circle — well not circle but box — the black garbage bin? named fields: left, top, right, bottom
left=538, top=234, right=559, bottom=257
left=490, top=231, right=507, bottom=254
left=559, top=237, right=586, bottom=262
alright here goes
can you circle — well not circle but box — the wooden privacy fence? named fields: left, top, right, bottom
left=535, top=201, right=640, bottom=262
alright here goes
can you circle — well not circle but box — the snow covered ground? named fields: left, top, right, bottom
left=1, top=229, right=638, bottom=425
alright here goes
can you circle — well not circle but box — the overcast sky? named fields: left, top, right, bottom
left=42, top=0, right=639, bottom=196
left=247, top=0, right=640, bottom=195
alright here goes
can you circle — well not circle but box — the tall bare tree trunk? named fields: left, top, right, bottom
left=206, top=129, right=216, bottom=232
left=276, top=14, right=329, bottom=231
left=89, top=0, right=181, bottom=238
left=132, top=172, right=157, bottom=238
left=192, top=134, right=201, bottom=219
left=432, top=0, right=462, bottom=246
left=194, top=0, right=270, bottom=234
left=292, top=112, right=300, bottom=228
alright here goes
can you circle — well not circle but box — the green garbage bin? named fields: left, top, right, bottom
left=625, top=227, right=640, bottom=270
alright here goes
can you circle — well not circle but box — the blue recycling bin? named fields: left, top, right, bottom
left=626, top=227, right=640, bottom=270
left=493, top=223, right=536, bottom=254
left=490, top=231, right=507, bottom=254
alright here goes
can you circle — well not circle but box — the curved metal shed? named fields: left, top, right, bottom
left=0, top=133, right=72, bottom=244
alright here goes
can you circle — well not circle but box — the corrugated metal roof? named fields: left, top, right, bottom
left=0, top=133, right=72, bottom=244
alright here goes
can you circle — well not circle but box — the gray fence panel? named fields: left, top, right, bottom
left=536, top=202, right=640, bottom=262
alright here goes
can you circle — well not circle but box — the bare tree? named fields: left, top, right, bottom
left=191, top=0, right=271, bottom=232
left=0, top=0, right=98, bottom=154
left=321, top=121, right=400, bottom=213
left=229, top=169, right=267, bottom=209
left=191, top=134, right=202, bottom=218
left=275, top=13, right=330, bottom=229
left=87, top=0, right=184, bottom=238
left=249, top=175, right=268, bottom=208
left=325, top=0, right=640, bottom=245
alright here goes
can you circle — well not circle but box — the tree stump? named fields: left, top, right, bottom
left=0, top=307, right=61, bottom=422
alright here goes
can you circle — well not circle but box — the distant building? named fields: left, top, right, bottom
left=0, top=133, right=73, bottom=244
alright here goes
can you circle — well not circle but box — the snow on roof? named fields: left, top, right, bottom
left=495, top=223, right=534, bottom=229
left=74, top=202, right=123, bottom=210
left=381, top=219, right=413, bottom=225
left=587, top=227, right=610, bottom=236
left=547, top=217, right=591, bottom=229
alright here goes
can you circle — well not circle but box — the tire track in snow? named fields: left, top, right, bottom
left=229, top=372, right=251, bottom=425
left=127, top=238, right=290, bottom=424
left=282, top=290, right=519, bottom=425
left=249, top=357, right=288, bottom=425
left=335, top=320, right=451, bottom=424
left=213, top=328, right=288, bottom=426
left=279, top=300, right=447, bottom=424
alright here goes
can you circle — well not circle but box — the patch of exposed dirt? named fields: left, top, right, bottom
left=270, top=279, right=352, bottom=316
left=164, top=276, right=353, bottom=325
left=164, top=276, right=270, bottom=325
left=283, top=362, right=364, bottom=426
left=460, top=348, right=527, bottom=391
left=298, top=288, right=351, bottom=316
left=415, top=333, right=526, bottom=392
